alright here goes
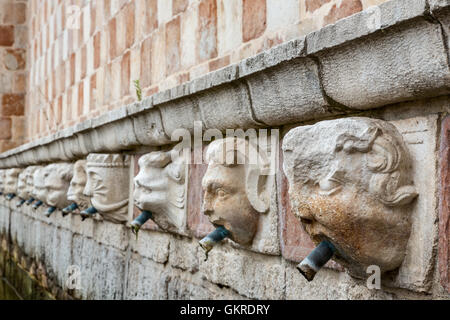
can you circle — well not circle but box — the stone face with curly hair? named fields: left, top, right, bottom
left=282, top=117, right=418, bottom=277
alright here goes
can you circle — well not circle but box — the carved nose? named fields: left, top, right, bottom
left=83, top=183, right=93, bottom=197
left=202, top=193, right=213, bottom=216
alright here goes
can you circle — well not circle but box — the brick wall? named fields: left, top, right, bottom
left=23, top=0, right=389, bottom=143
left=0, top=0, right=27, bottom=152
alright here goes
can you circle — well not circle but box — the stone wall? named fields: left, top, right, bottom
left=24, top=0, right=390, bottom=141
left=0, top=0, right=449, bottom=300
left=0, top=0, right=27, bottom=152
left=0, top=97, right=449, bottom=300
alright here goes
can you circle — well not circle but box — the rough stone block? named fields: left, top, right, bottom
left=93, top=219, right=129, bottom=251
left=125, top=255, right=169, bottom=299
left=388, top=115, right=439, bottom=292
left=306, top=0, right=428, bottom=54
left=198, top=245, right=285, bottom=299
left=132, top=109, right=171, bottom=146
left=317, top=18, right=450, bottom=109
left=168, top=237, right=200, bottom=273
left=159, top=97, right=203, bottom=136
left=245, top=58, right=329, bottom=126
left=130, top=230, right=170, bottom=264
left=197, top=81, right=263, bottom=130
left=285, top=261, right=394, bottom=299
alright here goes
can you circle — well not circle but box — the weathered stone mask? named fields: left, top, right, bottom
left=201, top=137, right=270, bottom=247
left=4, top=168, right=22, bottom=196
left=67, top=160, right=90, bottom=210
left=0, top=169, right=5, bottom=194
left=32, top=166, right=49, bottom=202
left=17, top=166, right=38, bottom=200
left=133, top=151, right=186, bottom=231
left=44, top=163, right=74, bottom=209
left=282, top=117, right=418, bottom=278
left=83, top=153, right=130, bottom=223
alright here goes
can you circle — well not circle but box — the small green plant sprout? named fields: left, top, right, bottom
left=134, top=80, right=142, bottom=101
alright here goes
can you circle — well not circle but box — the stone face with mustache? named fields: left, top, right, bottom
left=282, top=117, right=418, bottom=278
left=84, top=154, right=130, bottom=223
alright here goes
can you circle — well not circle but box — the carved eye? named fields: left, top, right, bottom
left=318, top=169, right=344, bottom=195
left=319, top=178, right=341, bottom=192
left=217, top=189, right=227, bottom=198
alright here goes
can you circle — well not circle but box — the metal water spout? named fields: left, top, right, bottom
left=62, top=203, right=78, bottom=216
left=199, top=226, right=230, bottom=261
left=32, top=200, right=43, bottom=210
left=80, top=206, right=98, bottom=221
left=45, top=206, right=57, bottom=217
left=16, top=199, right=26, bottom=207
left=6, top=193, right=16, bottom=200
left=26, top=197, right=35, bottom=205
left=130, top=211, right=153, bottom=239
left=297, top=240, right=336, bottom=281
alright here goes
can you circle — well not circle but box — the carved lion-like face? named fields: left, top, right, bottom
left=134, top=152, right=186, bottom=231
left=202, top=163, right=258, bottom=246
left=45, top=169, right=71, bottom=208
left=283, top=118, right=417, bottom=277
left=134, top=165, right=169, bottom=211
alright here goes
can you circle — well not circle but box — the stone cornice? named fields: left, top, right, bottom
left=0, top=0, right=449, bottom=168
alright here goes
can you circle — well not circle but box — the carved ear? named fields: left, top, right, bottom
left=246, top=166, right=270, bottom=213
left=382, top=185, right=418, bottom=206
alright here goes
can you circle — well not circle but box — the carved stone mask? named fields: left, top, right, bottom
left=282, top=117, right=418, bottom=277
left=32, top=167, right=50, bottom=202
left=134, top=151, right=186, bottom=231
left=67, top=160, right=90, bottom=209
left=4, top=168, right=22, bottom=195
left=84, top=154, right=130, bottom=222
left=0, top=170, right=5, bottom=193
left=202, top=137, right=270, bottom=246
left=44, top=163, right=74, bottom=208
left=24, top=166, right=40, bottom=199
left=18, top=167, right=33, bottom=199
